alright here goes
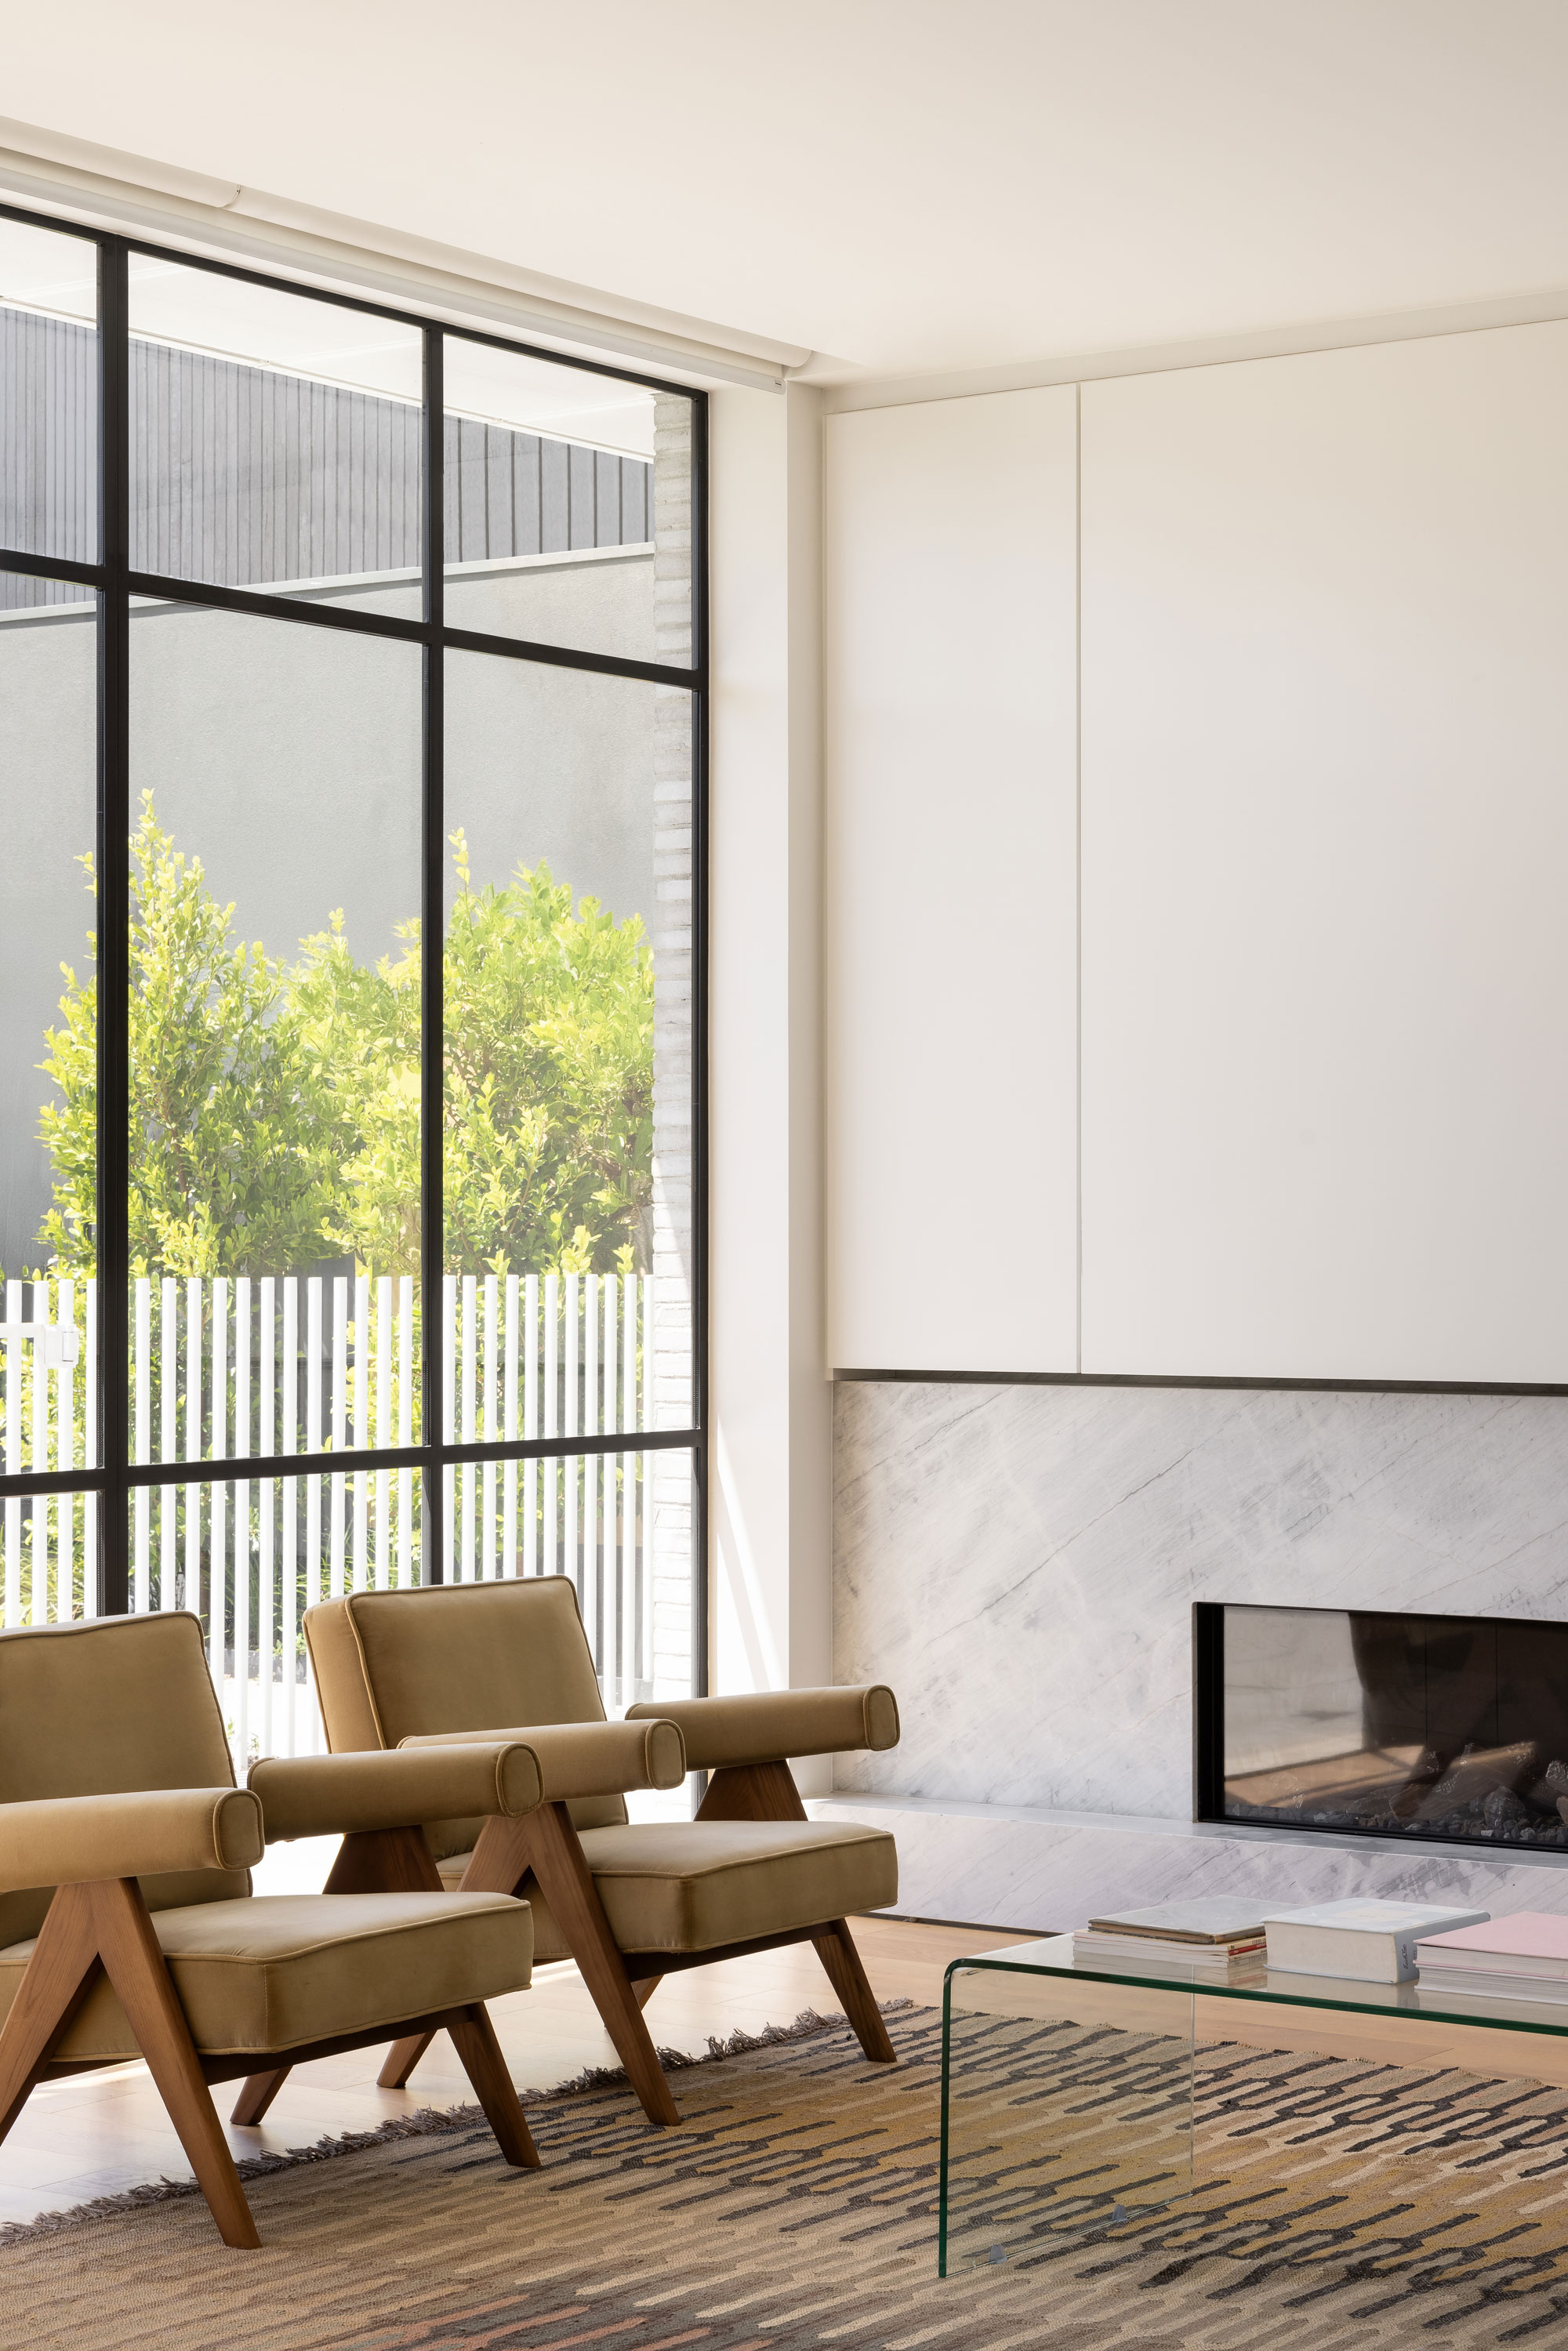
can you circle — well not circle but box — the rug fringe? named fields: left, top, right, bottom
left=0, top=1999, right=913, bottom=2247
left=546, top=1998, right=910, bottom=2096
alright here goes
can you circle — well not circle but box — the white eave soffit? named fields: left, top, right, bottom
left=0, top=115, right=807, bottom=394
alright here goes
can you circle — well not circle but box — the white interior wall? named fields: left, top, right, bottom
left=822, top=320, right=1568, bottom=1386
left=708, top=380, right=831, bottom=1761
left=1080, top=323, right=1568, bottom=1380
left=823, top=390, right=1080, bottom=1375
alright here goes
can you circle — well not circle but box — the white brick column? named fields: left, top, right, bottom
left=648, top=394, right=695, bottom=1699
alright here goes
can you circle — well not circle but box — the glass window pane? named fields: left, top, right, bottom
left=437, top=1437, right=695, bottom=1714
left=1, top=571, right=98, bottom=1525
left=1, top=1490, right=96, bottom=1631
left=128, top=259, right=423, bottom=616
left=129, top=602, right=422, bottom=1464
left=128, top=1469, right=425, bottom=1768
left=443, top=336, right=692, bottom=666
left=444, top=655, right=695, bottom=1700
left=0, top=220, right=98, bottom=567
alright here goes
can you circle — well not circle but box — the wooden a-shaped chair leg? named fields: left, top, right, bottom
left=445, top=2003, right=541, bottom=2168
left=377, top=2031, right=436, bottom=2088
left=230, top=2066, right=291, bottom=2126
left=463, top=1806, right=681, bottom=2128
left=697, top=1762, right=897, bottom=2065
left=695, top=1758, right=811, bottom=1826
left=812, top=1917, right=897, bottom=2063
left=0, top=1880, right=263, bottom=2246
left=319, top=1823, right=449, bottom=2096
left=91, top=1878, right=261, bottom=2248
left=324, top=1823, right=445, bottom=1895
left=0, top=1884, right=103, bottom=2144
left=374, top=1815, right=526, bottom=2091
left=372, top=1811, right=677, bottom=2116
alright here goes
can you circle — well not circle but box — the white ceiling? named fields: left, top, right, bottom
left=2, top=0, right=1567, bottom=386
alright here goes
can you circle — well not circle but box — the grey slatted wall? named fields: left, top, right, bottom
left=0, top=310, right=96, bottom=605
left=1, top=307, right=652, bottom=609
left=130, top=340, right=425, bottom=586
left=445, top=415, right=648, bottom=561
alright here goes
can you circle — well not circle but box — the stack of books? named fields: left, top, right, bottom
left=1073, top=1899, right=1271, bottom=1972
left=1263, top=1899, right=1490, bottom=1983
left=1416, top=1912, right=1568, bottom=2002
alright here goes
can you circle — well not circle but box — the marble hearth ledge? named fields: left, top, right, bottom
left=805, top=1793, right=1568, bottom=1934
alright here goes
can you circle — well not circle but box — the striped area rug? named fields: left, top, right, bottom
left=5, top=2005, right=1568, bottom=2346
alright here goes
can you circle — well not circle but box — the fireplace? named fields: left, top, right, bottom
left=1193, top=1601, right=1568, bottom=1852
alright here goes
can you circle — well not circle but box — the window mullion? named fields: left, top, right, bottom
left=96, top=235, right=131, bottom=1616
left=420, top=324, right=445, bottom=1582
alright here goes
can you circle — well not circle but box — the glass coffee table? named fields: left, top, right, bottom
left=939, top=1935, right=1568, bottom=2277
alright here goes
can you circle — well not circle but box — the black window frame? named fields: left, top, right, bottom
left=0, top=209, right=708, bottom=1685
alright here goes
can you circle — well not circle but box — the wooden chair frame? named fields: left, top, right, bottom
left=0, top=1862, right=539, bottom=2248
left=241, top=1759, right=895, bottom=2130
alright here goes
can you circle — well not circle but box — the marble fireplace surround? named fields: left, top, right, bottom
left=808, top=1378, right=1568, bottom=1930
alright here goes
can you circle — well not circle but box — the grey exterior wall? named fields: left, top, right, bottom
left=0, top=597, right=96, bottom=1276
left=0, top=550, right=659, bottom=1276
left=0, top=309, right=96, bottom=590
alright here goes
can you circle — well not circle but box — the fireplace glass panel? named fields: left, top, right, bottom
left=1220, top=1602, right=1568, bottom=1849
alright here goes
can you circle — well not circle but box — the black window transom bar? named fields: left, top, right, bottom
left=0, top=204, right=708, bottom=1629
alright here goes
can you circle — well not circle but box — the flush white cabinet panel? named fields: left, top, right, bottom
left=1080, top=322, right=1568, bottom=1381
left=825, top=389, right=1079, bottom=1373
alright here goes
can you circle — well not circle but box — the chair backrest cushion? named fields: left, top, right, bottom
left=0, top=1613, right=246, bottom=1946
left=306, top=1579, right=627, bottom=1846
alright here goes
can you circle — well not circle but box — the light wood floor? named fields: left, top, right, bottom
left=0, top=1914, right=1010, bottom=2229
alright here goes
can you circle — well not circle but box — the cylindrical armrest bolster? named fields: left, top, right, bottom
left=399, top=1717, right=686, bottom=1798
left=0, top=1787, right=263, bottom=1894
left=248, top=1743, right=543, bottom=1840
left=625, top=1685, right=901, bottom=1768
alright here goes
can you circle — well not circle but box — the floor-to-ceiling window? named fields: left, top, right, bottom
left=0, top=208, right=706, bottom=1756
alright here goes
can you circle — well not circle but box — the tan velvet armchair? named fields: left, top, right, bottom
left=281, top=1576, right=901, bottom=2125
left=0, top=1612, right=545, bottom=2247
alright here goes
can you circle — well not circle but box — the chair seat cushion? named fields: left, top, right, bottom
left=437, top=1819, right=898, bottom=1958
left=0, top=1891, right=532, bottom=2062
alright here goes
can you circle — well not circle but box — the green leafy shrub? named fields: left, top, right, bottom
left=32, top=795, right=654, bottom=1283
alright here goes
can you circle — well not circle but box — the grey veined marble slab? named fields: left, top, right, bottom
left=808, top=1795, right=1568, bottom=1936
left=832, top=1380, right=1568, bottom=1822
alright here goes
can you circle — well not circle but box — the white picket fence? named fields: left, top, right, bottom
left=2, top=1275, right=96, bottom=1630
left=2, top=1269, right=656, bottom=1761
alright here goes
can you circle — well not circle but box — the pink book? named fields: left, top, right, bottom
left=1417, top=1913, right=1568, bottom=1979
